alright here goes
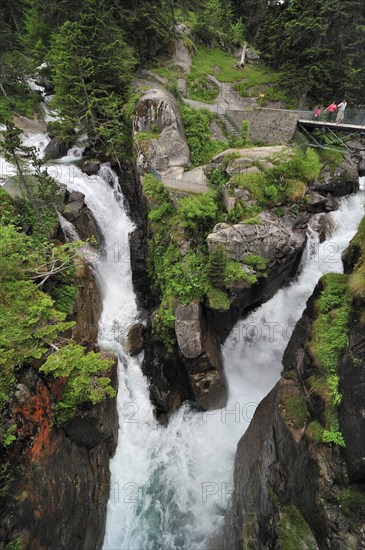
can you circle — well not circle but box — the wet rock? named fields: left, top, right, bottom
left=72, top=263, right=102, bottom=349
left=315, top=155, right=359, bottom=196
left=315, top=214, right=336, bottom=242
left=62, top=191, right=85, bottom=221
left=2, top=268, right=118, bottom=550
left=125, top=323, right=145, bottom=356
left=339, top=312, right=365, bottom=482
left=305, top=191, right=328, bottom=213
left=15, top=383, right=31, bottom=404
left=174, top=302, right=204, bottom=359
left=224, top=271, right=365, bottom=549
left=44, top=137, right=68, bottom=160
left=80, top=158, right=100, bottom=176
left=358, top=158, right=365, bottom=177
left=174, top=301, right=227, bottom=410
left=62, top=190, right=102, bottom=244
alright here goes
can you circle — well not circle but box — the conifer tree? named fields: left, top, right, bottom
left=49, top=0, right=136, bottom=157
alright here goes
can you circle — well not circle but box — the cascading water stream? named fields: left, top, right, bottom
left=1, top=122, right=363, bottom=548
left=99, top=177, right=362, bottom=549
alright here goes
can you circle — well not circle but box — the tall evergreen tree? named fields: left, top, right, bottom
left=49, top=0, right=136, bottom=157
left=257, top=0, right=365, bottom=105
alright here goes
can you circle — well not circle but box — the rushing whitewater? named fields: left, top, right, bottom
left=1, top=124, right=363, bottom=549
left=101, top=177, right=363, bottom=549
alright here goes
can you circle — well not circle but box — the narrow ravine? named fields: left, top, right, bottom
left=56, top=155, right=362, bottom=550
left=2, top=127, right=363, bottom=548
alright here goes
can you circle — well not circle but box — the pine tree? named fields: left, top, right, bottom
left=257, top=0, right=365, bottom=105
left=208, top=245, right=227, bottom=289
left=49, top=0, right=136, bottom=158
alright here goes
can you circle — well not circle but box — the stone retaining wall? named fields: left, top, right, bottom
left=227, top=108, right=299, bottom=145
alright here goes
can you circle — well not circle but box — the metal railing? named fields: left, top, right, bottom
left=297, top=109, right=365, bottom=126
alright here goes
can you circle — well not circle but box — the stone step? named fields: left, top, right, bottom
left=219, top=113, right=241, bottom=137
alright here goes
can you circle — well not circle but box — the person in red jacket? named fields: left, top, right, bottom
left=325, top=101, right=337, bottom=122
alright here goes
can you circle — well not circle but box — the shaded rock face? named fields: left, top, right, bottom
left=207, top=212, right=305, bottom=266
left=62, top=189, right=103, bottom=244
left=315, top=156, right=359, bottom=196
left=224, top=283, right=365, bottom=549
left=142, top=301, right=227, bottom=422
left=174, top=301, right=227, bottom=410
left=1, top=266, right=118, bottom=549
left=125, top=322, right=145, bottom=356
left=44, top=137, right=68, bottom=160
left=338, top=302, right=365, bottom=481
left=133, top=89, right=190, bottom=175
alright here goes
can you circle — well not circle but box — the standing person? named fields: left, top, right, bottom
left=313, top=106, right=321, bottom=120
left=336, top=99, right=347, bottom=123
left=325, top=101, right=337, bottom=122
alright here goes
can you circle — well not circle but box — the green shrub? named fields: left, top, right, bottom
left=207, top=288, right=230, bottom=310
left=339, top=487, right=365, bottom=514
left=52, top=284, right=77, bottom=315
left=240, top=120, right=250, bottom=146
left=243, top=255, right=268, bottom=272
left=208, top=244, right=227, bottom=288
left=181, top=105, right=227, bottom=166
left=225, top=259, right=257, bottom=288
left=177, top=192, right=219, bottom=235
left=153, top=300, right=176, bottom=351
left=41, top=343, right=115, bottom=425
left=322, top=429, right=346, bottom=447
left=135, top=129, right=161, bottom=142
left=277, top=505, right=316, bottom=550
left=307, top=274, right=352, bottom=447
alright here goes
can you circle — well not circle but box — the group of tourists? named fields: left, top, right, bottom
left=313, top=99, right=347, bottom=123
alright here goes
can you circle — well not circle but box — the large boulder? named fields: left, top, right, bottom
left=133, top=89, right=190, bottom=175
left=44, top=137, right=68, bottom=160
left=62, top=190, right=102, bottom=244
left=174, top=301, right=227, bottom=411
left=314, top=155, right=359, bottom=196
left=207, top=212, right=305, bottom=265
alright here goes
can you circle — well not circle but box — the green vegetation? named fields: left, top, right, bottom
left=280, top=393, right=309, bottom=429
left=255, top=0, right=365, bottom=105
left=174, top=2, right=243, bottom=50
left=277, top=505, right=317, bottom=550
left=180, top=105, right=227, bottom=166
left=134, top=129, right=162, bottom=142
left=227, top=149, right=319, bottom=212
left=48, top=0, right=136, bottom=159
left=0, top=185, right=116, bottom=442
left=143, top=174, right=260, bottom=347
left=41, top=344, right=115, bottom=425
left=308, top=273, right=352, bottom=447
left=346, top=217, right=365, bottom=300
left=338, top=487, right=365, bottom=514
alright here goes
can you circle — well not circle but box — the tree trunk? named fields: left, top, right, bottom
left=239, top=42, right=248, bottom=68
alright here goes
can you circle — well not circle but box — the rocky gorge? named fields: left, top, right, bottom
left=1, top=40, right=364, bottom=550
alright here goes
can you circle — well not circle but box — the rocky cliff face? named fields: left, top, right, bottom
left=224, top=225, right=365, bottom=549
left=133, top=88, right=190, bottom=176
left=1, top=265, right=118, bottom=549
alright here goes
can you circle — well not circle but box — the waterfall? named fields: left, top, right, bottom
left=101, top=177, right=364, bottom=549
left=2, top=117, right=363, bottom=548
left=58, top=213, right=80, bottom=242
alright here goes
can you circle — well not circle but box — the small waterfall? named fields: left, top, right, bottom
left=57, top=213, right=80, bottom=242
